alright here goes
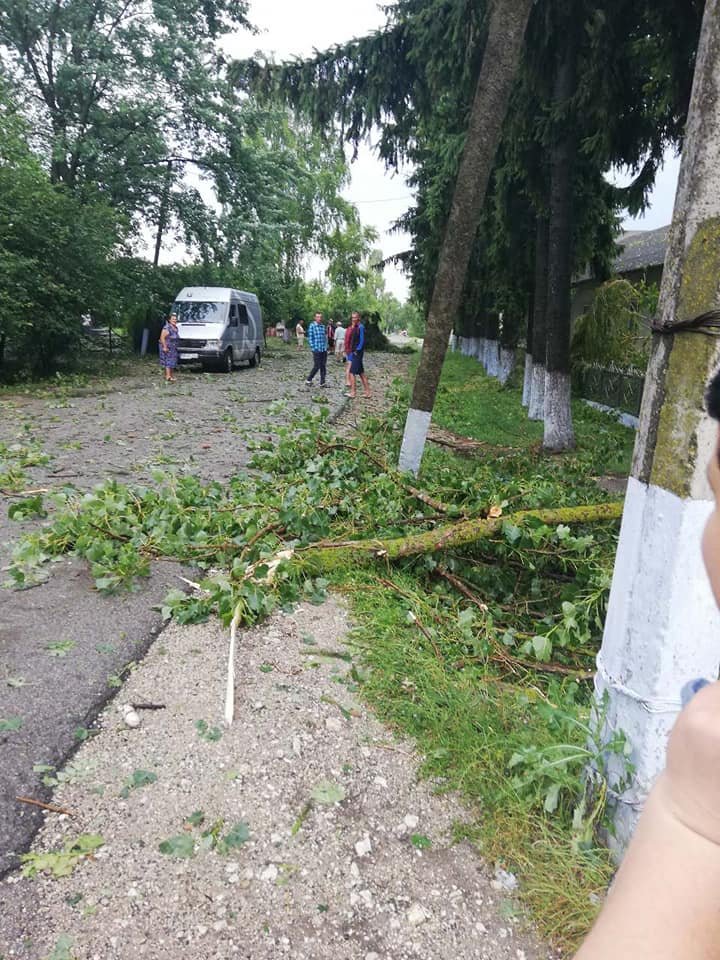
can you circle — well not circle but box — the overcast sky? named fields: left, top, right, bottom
left=219, top=0, right=679, bottom=301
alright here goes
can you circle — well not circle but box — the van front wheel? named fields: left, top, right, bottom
left=248, top=347, right=261, bottom=368
left=222, top=349, right=233, bottom=374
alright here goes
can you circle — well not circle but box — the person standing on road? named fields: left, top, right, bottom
left=158, top=312, right=179, bottom=383
left=343, top=319, right=354, bottom=388
left=295, top=319, right=305, bottom=351
left=305, top=312, right=328, bottom=388
left=327, top=319, right=336, bottom=356
left=334, top=319, right=346, bottom=362
left=346, top=310, right=372, bottom=399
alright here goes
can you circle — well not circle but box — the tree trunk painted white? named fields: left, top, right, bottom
left=398, top=408, right=433, bottom=475
left=543, top=369, right=575, bottom=450
left=596, top=0, right=720, bottom=855
left=475, top=337, right=486, bottom=366
left=397, top=0, right=535, bottom=473
left=521, top=352, right=533, bottom=406
left=527, top=362, right=545, bottom=421
left=498, top=347, right=516, bottom=385
left=485, top=339, right=500, bottom=377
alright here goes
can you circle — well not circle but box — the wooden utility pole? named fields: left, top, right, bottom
left=596, top=0, right=720, bottom=853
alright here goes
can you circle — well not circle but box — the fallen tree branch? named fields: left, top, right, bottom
left=303, top=502, right=623, bottom=568
left=427, top=426, right=514, bottom=456
left=317, top=439, right=452, bottom=514
left=16, top=796, right=74, bottom=817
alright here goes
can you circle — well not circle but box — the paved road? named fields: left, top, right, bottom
left=0, top=344, right=379, bottom=875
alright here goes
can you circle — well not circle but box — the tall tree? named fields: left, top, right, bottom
left=543, top=2, right=579, bottom=451
left=595, top=0, right=720, bottom=852
left=397, top=0, right=535, bottom=473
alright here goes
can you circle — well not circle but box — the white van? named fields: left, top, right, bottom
left=172, top=287, right=264, bottom=373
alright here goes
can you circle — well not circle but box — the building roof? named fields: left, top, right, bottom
left=573, top=224, right=670, bottom=285
left=614, top=224, right=670, bottom=274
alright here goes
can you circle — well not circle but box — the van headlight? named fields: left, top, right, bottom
left=206, top=340, right=221, bottom=349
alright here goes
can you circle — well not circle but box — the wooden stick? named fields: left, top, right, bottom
left=16, top=796, right=74, bottom=817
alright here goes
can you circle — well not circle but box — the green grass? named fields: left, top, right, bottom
left=342, top=569, right=615, bottom=953
left=426, top=351, right=635, bottom=476
left=330, top=354, right=635, bottom=954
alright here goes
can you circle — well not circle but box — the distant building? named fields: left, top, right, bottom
left=571, top=224, right=670, bottom=325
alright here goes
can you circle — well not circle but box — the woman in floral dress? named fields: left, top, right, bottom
left=159, top=313, right=179, bottom=382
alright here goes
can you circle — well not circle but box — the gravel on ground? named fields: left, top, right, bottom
left=0, top=347, right=403, bottom=876
left=0, top=599, right=551, bottom=960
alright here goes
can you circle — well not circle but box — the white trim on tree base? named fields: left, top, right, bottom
left=521, top=352, right=532, bottom=407
left=477, top=337, right=487, bottom=366
left=527, top=362, right=545, bottom=420
left=596, top=476, right=720, bottom=853
left=485, top=340, right=500, bottom=377
left=398, top=408, right=432, bottom=475
left=543, top=370, right=575, bottom=450
left=498, top=347, right=516, bottom=385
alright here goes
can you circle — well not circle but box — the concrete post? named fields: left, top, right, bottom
left=596, top=0, right=720, bottom=852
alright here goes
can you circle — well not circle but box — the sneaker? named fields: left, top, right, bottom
left=305, top=380, right=313, bottom=386
left=320, top=382, right=327, bottom=388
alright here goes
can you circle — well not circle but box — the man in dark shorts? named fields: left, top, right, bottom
left=345, top=311, right=372, bottom=399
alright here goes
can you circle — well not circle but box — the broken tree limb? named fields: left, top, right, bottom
left=16, top=796, right=74, bottom=817
left=302, top=502, right=623, bottom=569
left=317, top=439, right=452, bottom=515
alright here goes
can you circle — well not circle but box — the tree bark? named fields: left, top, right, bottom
left=528, top=215, right=549, bottom=420
left=595, top=0, right=720, bottom=854
left=305, top=502, right=622, bottom=570
left=543, top=30, right=577, bottom=451
left=398, top=0, right=536, bottom=474
left=153, top=160, right=174, bottom=268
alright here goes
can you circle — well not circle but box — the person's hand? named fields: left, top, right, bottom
left=663, top=678, right=720, bottom=845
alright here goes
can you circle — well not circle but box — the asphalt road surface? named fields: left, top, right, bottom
left=0, top=345, right=381, bottom=876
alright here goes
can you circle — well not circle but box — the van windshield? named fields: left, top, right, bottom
left=172, top=301, right=225, bottom=325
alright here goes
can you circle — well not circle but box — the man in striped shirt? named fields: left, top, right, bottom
left=305, top=312, right=328, bottom=387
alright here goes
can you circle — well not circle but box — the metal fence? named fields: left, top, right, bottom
left=572, top=362, right=646, bottom=416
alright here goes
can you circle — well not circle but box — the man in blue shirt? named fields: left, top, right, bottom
left=305, top=312, right=328, bottom=387
left=346, top=310, right=372, bottom=399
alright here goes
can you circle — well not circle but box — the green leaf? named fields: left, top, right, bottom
left=21, top=835, right=104, bottom=879
left=47, top=934, right=75, bottom=960
left=222, top=821, right=250, bottom=850
left=186, top=810, right=206, bottom=827
left=311, top=781, right=346, bottom=805
left=195, top=719, right=223, bottom=742
left=6, top=675, right=29, bottom=688
left=46, top=639, right=76, bottom=658
left=544, top=783, right=562, bottom=814
left=410, top=833, right=432, bottom=849
left=8, top=495, right=46, bottom=521
left=0, top=716, right=23, bottom=732
left=158, top=834, right=195, bottom=859
left=531, top=635, right=552, bottom=662
left=120, top=769, right=157, bottom=797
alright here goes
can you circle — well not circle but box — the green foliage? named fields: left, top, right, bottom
left=21, top=835, right=104, bottom=879
left=46, top=935, right=76, bottom=960
left=0, top=88, right=124, bottom=376
left=572, top=279, right=657, bottom=368
left=310, top=781, right=346, bottom=805
left=0, top=716, right=22, bottom=732
left=195, top=719, right=223, bottom=742
left=119, top=769, right=158, bottom=799
left=8, top=495, right=46, bottom=520
left=159, top=819, right=250, bottom=858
